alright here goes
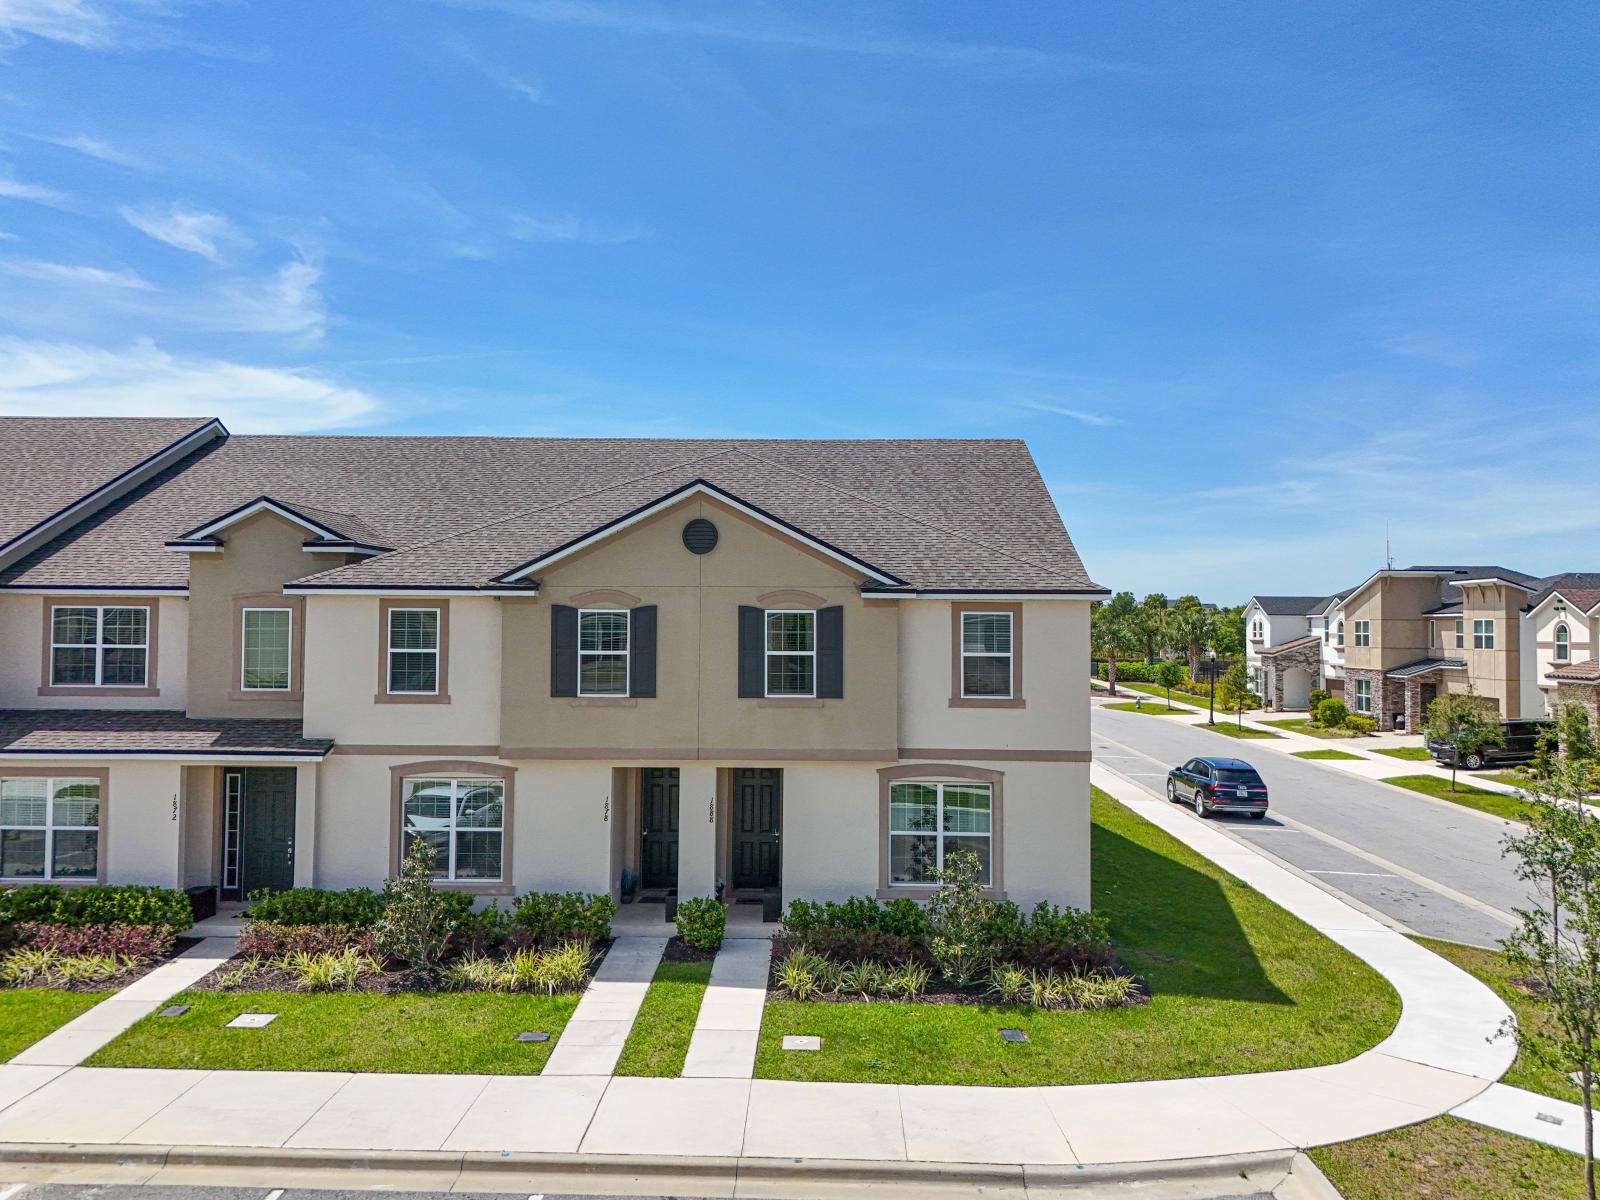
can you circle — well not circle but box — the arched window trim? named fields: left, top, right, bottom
left=1555, top=622, right=1571, bottom=662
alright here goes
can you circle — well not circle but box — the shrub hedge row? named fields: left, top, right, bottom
left=0, top=884, right=192, bottom=932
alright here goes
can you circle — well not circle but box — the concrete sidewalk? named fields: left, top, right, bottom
left=0, top=762, right=1517, bottom=1177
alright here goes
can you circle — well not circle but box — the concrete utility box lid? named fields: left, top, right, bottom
left=225, top=1013, right=278, bottom=1029
left=157, top=1005, right=189, bottom=1018
left=515, top=1031, right=550, bottom=1043
left=781, top=1035, right=822, bottom=1051
left=999, top=1028, right=1029, bottom=1043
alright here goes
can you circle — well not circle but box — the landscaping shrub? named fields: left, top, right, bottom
left=1345, top=714, right=1377, bottom=735
left=676, top=896, right=726, bottom=952
left=0, top=946, right=131, bottom=986
left=237, top=922, right=374, bottom=959
left=983, top=901, right=1116, bottom=973
left=1096, top=660, right=1189, bottom=684
left=925, top=849, right=993, bottom=987
left=244, top=886, right=385, bottom=927
left=271, top=948, right=381, bottom=991
left=16, top=921, right=172, bottom=960
left=0, top=883, right=191, bottom=932
left=371, top=838, right=456, bottom=979
left=509, top=890, right=615, bottom=945
left=780, top=895, right=928, bottom=940
left=988, top=964, right=1138, bottom=1010
left=1315, top=698, right=1349, bottom=729
left=441, top=942, right=592, bottom=994
left=1308, top=688, right=1331, bottom=712
left=790, top=928, right=927, bottom=968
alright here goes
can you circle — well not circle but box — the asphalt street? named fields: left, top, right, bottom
left=1093, top=702, right=1533, bottom=948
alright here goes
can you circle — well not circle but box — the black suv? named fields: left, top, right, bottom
left=1426, top=719, right=1553, bottom=770
left=1167, top=757, right=1269, bottom=819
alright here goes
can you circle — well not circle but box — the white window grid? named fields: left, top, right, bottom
left=1474, top=619, right=1495, bottom=650
left=765, top=609, right=817, bottom=698
left=960, top=611, right=1014, bottom=699
left=387, top=608, right=440, bottom=694
left=578, top=609, right=630, bottom=697
left=1353, top=620, right=1370, bottom=648
left=887, top=780, right=993, bottom=887
left=49, top=605, right=149, bottom=688
left=0, top=776, right=100, bottom=881
left=222, top=771, right=242, bottom=893
left=1555, top=623, right=1571, bottom=662
left=400, top=777, right=504, bottom=882
left=241, top=607, right=293, bottom=691
left=1354, top=679, right=1373, bottom=713
left=1455, top=619, right=1465, bottom=649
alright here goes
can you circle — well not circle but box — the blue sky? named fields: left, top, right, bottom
left=1, top=2, right=1596, bottom=601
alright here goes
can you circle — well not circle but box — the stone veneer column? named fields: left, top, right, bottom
left=1403, top=679, right=1424, bottom=734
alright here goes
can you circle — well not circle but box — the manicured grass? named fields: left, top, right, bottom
left=755, top=788, right=1399, bottom=1087
left=1108, top=681, right=1205, bottom=708
left=1261, top=718, right=1359, bottom=740
left=1484, top=770, right=1534, bottom=788
left=614, top=959, right=712, bottom=1077
left=1293, top=749, right=1364, bottom=761
left=0, top=989, right=112, bottom=1061
left=1381, top=774, right=1535, bottom=823
left=1310, top=1115, right=1583, bottom=1199
left=1373, top=745, right=1432, bottom=762
left=1103, top=701, right=1188, bottom=715
left=1416, top=936, right=1574, bottom=1103
left=1194, top=721, right=1283, bottom=739
left=88, top=989, right=580, bottom=1074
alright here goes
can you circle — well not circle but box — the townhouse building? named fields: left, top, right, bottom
left=0, top=418, right=1104, bottom=912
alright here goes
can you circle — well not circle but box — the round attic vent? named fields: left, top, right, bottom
left=682, top=517, right=719, bottom=555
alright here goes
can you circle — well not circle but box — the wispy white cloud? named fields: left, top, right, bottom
left=0, top=175, right=68, bottom=206
left=1383, top=328, right=1491, bottom=369
left=506, top=211, right=644, bottom=245
left=121, top=203, right=248, bottom=262
left=0, top=337, right=378, bottom=432
left=203, top=258, right=327, bottom=338
left=1019, top=400, right=1121, bottom=428
left=37, top=133, right=152, bottom=171
left=1, top=258, right=153, bottom=289
left=0, top=0, right=183, bottom=50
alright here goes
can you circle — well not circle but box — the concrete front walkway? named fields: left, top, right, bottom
left=681, top=937, right=773, bottom=1078
left=0, top=763, right=1517, bottom=1173
left=541, top=935, right=666, bottom=1076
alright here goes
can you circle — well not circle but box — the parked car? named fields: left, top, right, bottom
left=1167, top=757, right=1269, bottom=819
left=1426, top=719, right=1553, bottom=771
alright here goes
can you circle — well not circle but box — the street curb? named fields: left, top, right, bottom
left=0, top=1142, right=1303, bottom=1194
left=1275, top=1152, right=1345, bottom=1199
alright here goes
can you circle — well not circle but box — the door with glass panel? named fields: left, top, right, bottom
left=222, top=767, right=296, bottom=899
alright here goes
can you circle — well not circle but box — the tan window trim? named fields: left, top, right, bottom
left=375, top=598, right=451, bottom=704
left=230, top=591, right=306, bottom=702
left=877, top=762, right=1004, bottom=900
left=389, top=759, right=514, bottom=895
left=0, top=766, right=109, bottom=885
left=38, top=597, right=160, bottom=698
left=949, top=603, right=1024, bottom=709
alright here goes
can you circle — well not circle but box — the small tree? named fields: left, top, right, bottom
left=372, top=836, right=456, bottom=982
left=1423, top=691, right=1504, bottom=792
left=1153, top=659, right=1185, bottom=710
left=1092, top=592, right=1140, bottom=696
left=926, top=848, right=995, bottom=988
left=1217, top=659, right=1252, bottom=729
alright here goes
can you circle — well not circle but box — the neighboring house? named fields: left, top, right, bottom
left=1526, top=574, right=1600, bottom=733
left=1242, top=595, right=1340, bottom=710
left=0, top=418, right=1105, bottom=911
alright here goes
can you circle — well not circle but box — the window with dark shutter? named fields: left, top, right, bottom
left=630, top=605, right=658, bottom=697
left=737, top=605, right=764, bottom=697
left=550, top=605, right=578, bottom=697
left=817, top=605, right=843, bottom=698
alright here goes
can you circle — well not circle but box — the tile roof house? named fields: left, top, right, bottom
left=0, top=417, right=1102, bottom=913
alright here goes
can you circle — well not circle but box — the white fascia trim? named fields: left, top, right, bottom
left=301, top=542, right=384, bottom=557
left=0, top=751, right=327, bottom=763
left=0, top=586, right=188, bottom=596
left=164, top=541, right=223, bottom=553
left=499, top=481, right=906, bottom=587
left=1455, top=577, right=1535, bottom=591
left=183, top=498, right=343, bottom=542
left=284, top=586, right=537, bottom=598
left=859, top=590, right=1104, bottom=600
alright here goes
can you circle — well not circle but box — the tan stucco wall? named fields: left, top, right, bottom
left=0, top=594, right=188, bottom=709
left=1460, top=583, right=1522, bottom=716
left=499, top=496, right=899, bottom=758
left=181, top=765, right=219, bottom=889
left=1342, top=576, right=1440, bottom=671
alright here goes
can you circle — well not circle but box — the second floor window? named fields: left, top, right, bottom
left=1474, top=619, right=1495, bottom=650
left=50, top=605, right=148, bottom=688
left=1455, top=619, right=1465, bottom=649
left=961, top=611, right=1014, bottom=698
left=1250, top=619, right=1263, bottom=641
left=387, top=608, right=440, bottom=694
left=1353, top=620, right=1370, bottom=648
left=766, top=610, right=816, bottom=697
left=241, top=608, right=292, bottom=691
left=1556, top=623, right=1571, bottom=661
left=1336, top=620, right=1345, bottom=647
left=578, top=609, right=629, bottom=696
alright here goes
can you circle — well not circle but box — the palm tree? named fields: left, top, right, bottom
left=1168, top=596, right=1212, bottom=679
left=1093, top=592, right=1141, bottom=695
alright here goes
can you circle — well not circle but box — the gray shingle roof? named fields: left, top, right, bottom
left=1, top=431, right=1101, bottom=594
left=1250, top=595, right=1330, bottom=616
left=1385, top=657, right=1467, bottom=679
left=0, top=710, right=332, bottom=757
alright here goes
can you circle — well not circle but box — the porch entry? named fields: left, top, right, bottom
left=221, top=766, right=296, bottom=900
left=639, top=767, right=679, bottom=892
left=731, top=767, right=781, bottom=893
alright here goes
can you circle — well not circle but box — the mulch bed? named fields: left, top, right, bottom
left=0, top=934, right=204, bottom=994
left=661, top=936, right=716, bottom=964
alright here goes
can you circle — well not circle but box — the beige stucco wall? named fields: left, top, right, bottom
left=1460, top=583, right=1522, bottom=716
left=0, top=594, right=188, bottom=709
left=104, top=761, right=185, bottom=887
left=1342, top=575, right=1439, bottom=671
left=180, top=765, right=219, bottom=889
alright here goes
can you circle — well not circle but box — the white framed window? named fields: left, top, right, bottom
left=578, top=609, right=629, bottom=696
left=50, top=605, right=148, bottom=687
left=766, top=609, right=816, bottom=697
left=888, top=780, right=992, bottom=887
left=400, top=776, right=504, bottom=881
left=1353, top=620, right=1370, bottom=648
left=1428, top=621, right=1436, bottom=649
left=960, top=611, right=1014, bottom=698
left=1455, top=619, right=1465, bottom=649
left=1474, top=619, right=1495, bottom=650
left=241, top=608, right=292, bottom=691
left=1, top=776, right=100, bottom=881
left=387, top=608, right=440, bottom=694
left=1336, top=620, right=1345, bottom=647
left=1250, top=618, right=1263, bottom=641
left=1555, top=623, right=1571, bottom=662
left=1353, top=679, right=1373, bottom=713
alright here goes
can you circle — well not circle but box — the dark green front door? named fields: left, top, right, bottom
left=640, top=768, right=679, bottom=891
left=236, top=767, right=296, bottom=896
left=732, top=768, right=781, bottom=890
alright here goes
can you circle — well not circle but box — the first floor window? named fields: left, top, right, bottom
left=400, top=776, right=503, bottom=881
left=578, top=609, right=629, bottom=695
left=51, top=605, right=148, bottom=687
left=1474, top=619, right=1495, bottom=650
left=961, top=611, right=1014, bottom=697
left=1556, top=623, right=1571, bottom=661
left=242, top=608, right=292, bottom=690
left=388, top=608, right=440, bottom=693
left=1353, top=679, right=1372, bottom=713
left=888, top=780, right=992, bottom=886
left=1, top=776, right=100, bottom=880
left=766, top=609, right=816, bottom=696
left=1353, top=620, right=1370, bottom=648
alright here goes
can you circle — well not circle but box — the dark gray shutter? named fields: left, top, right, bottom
left=629, top=605, right=657, bottom=697
left=550, top=604, right=578, bottom=697
left=738, top=605, right=764, bottom=697
left=817, top=605, right=844, bottom=698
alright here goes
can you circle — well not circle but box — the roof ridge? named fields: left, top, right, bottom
left=727, top=446, right=1081, bottom=585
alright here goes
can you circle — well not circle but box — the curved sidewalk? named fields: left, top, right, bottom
left=0, top=763, right=1516, bottom=1171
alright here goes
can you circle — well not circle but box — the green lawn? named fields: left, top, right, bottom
left=614, top=959, right=711, bottom=1077
left=0, top=989, right=112, bottom=1061
left=1261, top=718, right=1360, bottom=740
left=1293, top=749, right=1364, bottom=761
left=755, top=788, right=1399, bottom=1087
left=1484, top=770, right=1534, bottom=788
left=1310, top=1116, right=1582, bottom=1199
left=1373, top=746, right=1433, bottom=762
left=1106, top=681, right=1204, bottom=708
left=1381, top=774, right=1535, bottom=823
left=1103, top=701, right=1188, bottom=715
left=1195, top=721, right=1283, bottom=739
left=88, top=990, right=580, bottom=1074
